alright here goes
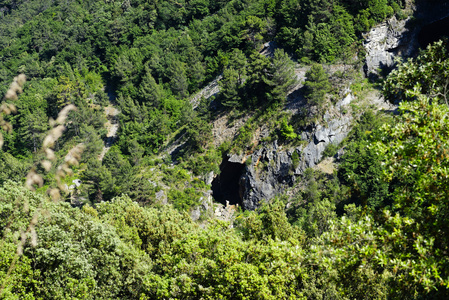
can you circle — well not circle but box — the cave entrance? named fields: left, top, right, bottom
left=418, top=16, right=449, bottom=48
left=212, top=156, right=245, bottom=206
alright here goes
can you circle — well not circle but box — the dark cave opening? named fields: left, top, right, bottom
left=418, top=16, right=449, bottom=49
left=211, top=156, right=245, bottom=207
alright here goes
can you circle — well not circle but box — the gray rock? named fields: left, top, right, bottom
left=228, top=154, right=245, bottom=163
left=205, top=171, right=214, bottom=186
left=364, top=16, right=411, bottom=76
left=314, top=125, right=329, bottom=144
left=190, top=207, right=201, bottom=221
left=238, top=95, right=354, bottom=210
left=303, top=139, right=327, bottom=168
left=202, top=191, right=212, bottom=210
left=339, top=93, right=353, bottom=107
left=300, top=132, right=309, bottom=141
left=201, top=199, right=209, bottom=211
left=214, top=207, right=222, bottom=217
left=72, top=179, right=82, bottom=187
left=239, top=144, right=295, bottom=210
left=155, top=190, right=166, bottom=204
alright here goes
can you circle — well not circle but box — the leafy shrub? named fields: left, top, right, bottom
left=279, top=117, right=297, bottom=140
left=322, top=143, right=339, bottom=158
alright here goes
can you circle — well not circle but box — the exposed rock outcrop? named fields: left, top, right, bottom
left=203, top=3, right=449, bottom=214
left=189, top=75, right=222, bottom=109
left=364, top=1, right=449, bottom=77
left=240, top=141, right=293, bottom=210
left=364, top=16, right=413, bottom=77
left=237, top=96, right=354, bottom=210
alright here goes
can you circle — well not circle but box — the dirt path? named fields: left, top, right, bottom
left=189, top=75, right=222, bottom=109
left=98, top=105, right=120, bottom=160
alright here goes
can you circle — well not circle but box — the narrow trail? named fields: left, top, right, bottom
left=159, top=75, right=223, bottom=158
left=189, top=75, right=222, bottom=109
left=98, top=105, right=120, bottom=161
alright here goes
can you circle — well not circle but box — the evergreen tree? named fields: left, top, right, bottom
left=18, top=109, right=49, bottom=153
left=139, top=68, right=163, bottom=108
left=169, top=60, right=189, bottom=99
left=304, top=63, right=331, bottom=106
left=264, top=49, right=297, bottom=105
left=189, top=61, right=206, bottom=91
left=244, top=53, right=270, bottom=106
left=228, top=48, right=247, bottom=85
left=219, top=67, right=241, bottom=108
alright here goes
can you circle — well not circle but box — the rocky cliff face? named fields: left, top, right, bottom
left=235, top=97, right=354, bottom=210
left=364, top=2, right=449, bottom=77
left=364, top=16, right=414, bottom=77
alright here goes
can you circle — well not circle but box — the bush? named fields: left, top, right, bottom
left=279, top=117, right=297, bottom=140
left=322, top=143, right=339, bottom=158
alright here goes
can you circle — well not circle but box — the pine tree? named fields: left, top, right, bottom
left=169, top=60, right=189, bottom=99
left=228, top=48, right=247, bottom=85
left=219, top=67, right=241, bottom=108
left=304, top=63, right=331, bottom=106
left=139, top=68, right=163, bottom=108
left=265, top=49, right=297, bottom=105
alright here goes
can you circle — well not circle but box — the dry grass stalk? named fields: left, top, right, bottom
left=1, top=77, right=84, bottom=296
left=25, top=104, right=78, bottom=193
left=0, top=74, right=26, bottom=149
left=54, top=143, right=84, bottom=199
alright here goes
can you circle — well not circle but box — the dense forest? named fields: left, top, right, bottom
left=1, top=0, right=449, bottom=298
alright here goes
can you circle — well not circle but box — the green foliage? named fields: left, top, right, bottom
left=0, top=184, right=152, bottom=299
left=276, top=0, right=401, bottom=63
left=331, top=88, right=449, bottom=297
left=139, top=68, right=164, bottom=107
left=234, top=121, right=255, bottom=151
left=219, top=49, right=297, bottom=111
left=0, top=0, right=407, bottom=206
left=279, top=117, right=297, bottom=140
left=374, top=95, right=449, bottom=253
left=186, top=118, right=213, bottom=152
left=338, top=111, right=393, bottom=209
left=291, top=150, right=300, bottom=170
left=0, top=185, right=309, bottom=299
left=286, top=169, right=338, bottom=239
left=168, top=188, right=201, bottom=211
left=181, top=147, right=222, bottom=176
left=304, top=63, right=331, bottom=106
left=322, top=143, right=339, bottom=158
left=4, top=1, right=449, bottom=298
left=242, top=53, right=271, bottom=106
left=264, top=49, right=297, bottom=106
left=384, top=40, right=449, bottom=104
left=0, top=152, right=30, bottom=185
left=219, top=67, right=241, bottom=108
left=246, top=199, right=304, bottom=241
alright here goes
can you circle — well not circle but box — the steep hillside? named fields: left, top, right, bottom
left=2, top=0, right=449, bottom=298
